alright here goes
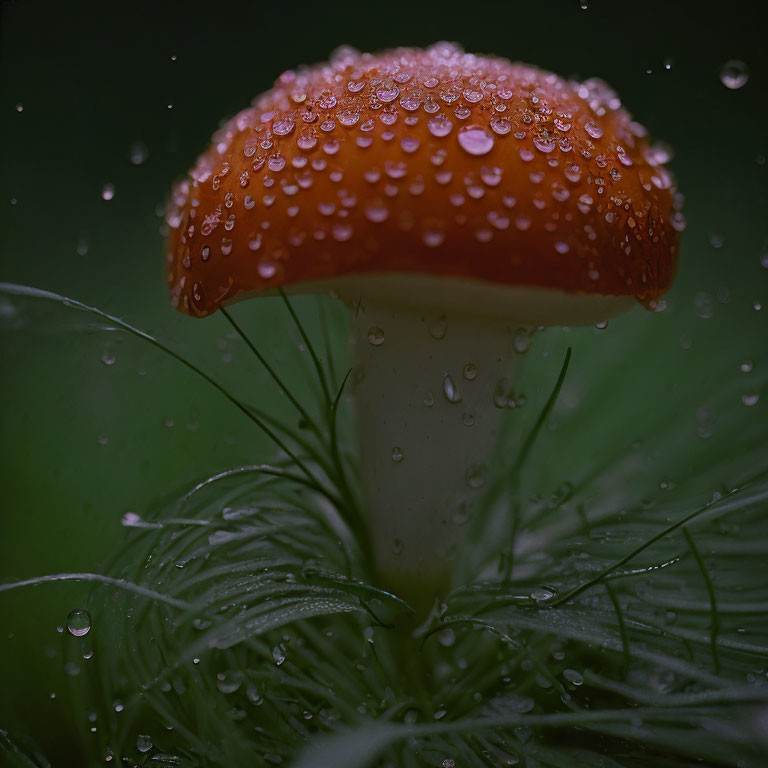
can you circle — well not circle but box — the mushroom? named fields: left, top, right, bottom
left=165, top=43, right=679, bottom=608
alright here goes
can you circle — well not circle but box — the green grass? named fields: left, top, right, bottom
left=1, top=283, right=767, bottom=767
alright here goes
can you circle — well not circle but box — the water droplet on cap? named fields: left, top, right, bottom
left=457, top=125, right=494, bottom=156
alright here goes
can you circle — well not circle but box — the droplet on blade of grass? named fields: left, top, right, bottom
left=66, top=609, right=91, bottom=637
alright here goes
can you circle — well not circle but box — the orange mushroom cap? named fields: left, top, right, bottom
left=165, top=43, right=681, bottom=318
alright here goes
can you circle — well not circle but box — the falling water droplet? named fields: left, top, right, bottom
left=129, top=142, right=149, bottom=165
left=66, top=609, right=91, bottom=637
left=720, top=59, right=749, bottom=89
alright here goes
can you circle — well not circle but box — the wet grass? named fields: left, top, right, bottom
left=1, top=282, right=767, bottom=767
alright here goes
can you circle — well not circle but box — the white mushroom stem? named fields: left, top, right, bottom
left=350, top=299, right=518, bottom=603
left=294, top=274, right=635, bottom=607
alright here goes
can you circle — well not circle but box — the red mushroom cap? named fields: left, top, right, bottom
left=165, top=43, right=681, bottom=318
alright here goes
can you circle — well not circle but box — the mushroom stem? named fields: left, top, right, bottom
left=350, top=299, right=518, bottom=608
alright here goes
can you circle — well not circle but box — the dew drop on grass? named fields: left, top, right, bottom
left=462, top=363, right=477, bottom=380
left=530, top=586, right=556, bottom=603
left=272, top=644, right=286, bottom=666
left=442, top=760, right=456, bottom=768
left=101, top=183, right=115, bottom=201
left=391, top=446, right=403, bottom=462
left=438, top=628, right=456, bottom=647
left=136, top=733, right=152, bottom=753
left=367, top=326, right=384, bottom=346
left=563, top=668, right=584, bottom=686
left=100, top=351, right=116, bottom=366
left=216, top=671, right=242, bottom=694
left=66, top=609, right=91, bottom=637
left=720, top=59, right=749, bottom=89
left=741, top=393, right=759, bottom=407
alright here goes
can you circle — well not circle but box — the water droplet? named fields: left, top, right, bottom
left=401, top=136, right=420, bottom=153
left=216, top=671, right=242, bottom=694
left=465, top=463, right=487, bottom=488
left=428, top=114, right=453, bottom=137
left=367, top=326, right=384, bottom=346
left=391, top=446, right=404, bottom=462
left=490, top=116, right=511, bottom=135
left=376, top=80, right=400, bottom=103
left=584, top=120, right=603, bottom=139
left=136, top=734, right=153, bottom=753
left=422, top=226, right=445, bottom=247
left=457, top=125, right=494, bottom=156
left=272, top=644, right=286, bottom=665
left=720, top=59, right=749, bottom=89
left=66, top=609, right=91, bottom=637
left=741, top=393, right=759, bottom=407
left=563, top=669, right=584, bottom=686
left=462, top=363, right=477, bottom=380
left=129, top=142, right=149, bottom=165
left=443, top=374, right=462, bottom=403
left=101, top=183, right=115, bottom=201
left=530, top=586, right=556, bottom=603
left=442, top=760, right=456, bottom=768
left=100, top=351, right=116, bottom=366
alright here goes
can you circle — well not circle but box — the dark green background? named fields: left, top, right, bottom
left=1, top=0, right=766, bottom=763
